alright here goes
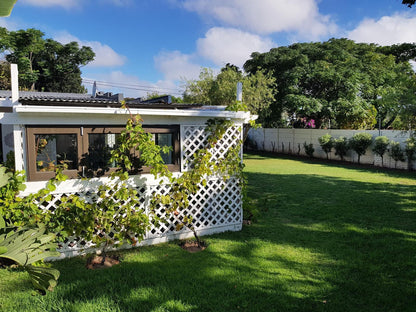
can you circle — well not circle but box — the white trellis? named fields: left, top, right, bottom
left=26, top=124, right=244, bottom=259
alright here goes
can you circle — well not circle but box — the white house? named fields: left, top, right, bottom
left=0, top=65, right=252, bottom=257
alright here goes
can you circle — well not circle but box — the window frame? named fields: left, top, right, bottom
left=26, top=125, right=180, bottom=181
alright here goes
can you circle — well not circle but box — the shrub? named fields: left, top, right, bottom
left=334, top=136, right=349, bottom=161
left=405, top=137, right=416, bottom=171
left=318, top=133, right=334, bottom=159
left=389, top=141, right=405, bottom=168
left=303, top=142, right=314, bottom=158
left=372, top=136, right=390, bottom=167
left=349, top=132, right=373, bottom=164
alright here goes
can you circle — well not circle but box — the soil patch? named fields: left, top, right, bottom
left=180, top=240, right=207, bottom=253
left=86, top=255, right=120, bottom=270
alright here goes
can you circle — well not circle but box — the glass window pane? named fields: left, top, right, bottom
left=35, top=134, right=77, bottom=172
left=83, top=133, right=120, bottom=175
left=155, top=133, right=173, bottom=164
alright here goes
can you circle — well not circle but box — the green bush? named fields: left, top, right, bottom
left=334, top=136, right=349, bottom=161
left=303, top=142, right=314, bottom=158
left=389, top=141, right=405, bottom=168
left=372, top=136, right=390, bottom=167
left=405, top=137, right=416, bottom=171
left=318, top=133, right=333, bottom=159
left=349, top=132, right=373, bottom=164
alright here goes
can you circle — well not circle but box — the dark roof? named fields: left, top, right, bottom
left=0, top=90, right=203, bottom=109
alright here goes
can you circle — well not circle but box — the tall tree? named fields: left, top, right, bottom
left=244, top=38, right=416, bottom=129
left=0, top=27, right=95, bottom=93
left=183, top=64, right=275, bottom=122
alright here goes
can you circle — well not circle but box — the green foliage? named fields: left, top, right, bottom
left=0, top=27, right=95, bottom=92
left=318, top=133, right=334, bottom=159
left=150, top=101, right=247, bottom=247
left=244, top=38, right=416, bottom=129
left=349, top=132, right=373, bottom=163
left=372, top=136, right=390, bottom=166
left=0, top=215, right=60, bottom=293
left=405, top=137, right=416, bottom=170
left=183, top=64, right=275, bottom=123
left=0, top=0, right=17, bottom=17
left=303, top=142, right=314, bottom=158
left=55, top=111, right=170, bottom=257
left=334, top=136, right=349, bottom=161
left=389, top=141, right=405, bottom=168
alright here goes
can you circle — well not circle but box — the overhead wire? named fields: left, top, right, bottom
left=82, top=79, right=184, bottom=96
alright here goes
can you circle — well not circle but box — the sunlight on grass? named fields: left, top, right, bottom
left=1, top=153, right=416, bottom=311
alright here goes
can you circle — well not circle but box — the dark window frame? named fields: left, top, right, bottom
left=26, top=125, right=180, bottom=181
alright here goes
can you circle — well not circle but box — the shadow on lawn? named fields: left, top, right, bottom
left=46, top=170, right=416, bottom=312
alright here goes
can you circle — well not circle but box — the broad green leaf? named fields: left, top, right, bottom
left=0, top=0, right=17, bottom=17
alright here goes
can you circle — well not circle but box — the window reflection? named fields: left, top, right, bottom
left=154, top=133, right=173, bottom=164
left=82, top=133, right=120, bottom=176
left=35, top=134, right=77, bottom=171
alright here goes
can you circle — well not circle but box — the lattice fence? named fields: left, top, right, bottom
left=181, top=125, right=242, bottom=171
left=31, top=124, right=243, bottom=258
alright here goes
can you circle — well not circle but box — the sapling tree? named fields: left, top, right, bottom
left=389, top=141, right=405, bottom=168
left=303, top=142, right=314, bottom=158
left=405, top=137, right=416, bottom=170
left=372, top=136, right=390, bottom=167
left=334, top=136, right=349, bottom=161
left=349, top=132, right=373, bottom=164
left=318, top=133, right=334, bottom=159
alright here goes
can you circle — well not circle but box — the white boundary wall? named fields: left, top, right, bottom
left=247, top=128, right=415, bottom=170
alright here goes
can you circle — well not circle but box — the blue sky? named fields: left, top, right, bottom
left=0, top=0, right=415, bottom=97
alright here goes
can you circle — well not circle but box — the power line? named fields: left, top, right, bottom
left=82, top=79, right=184, bottom=96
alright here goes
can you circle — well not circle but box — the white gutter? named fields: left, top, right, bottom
left=14, top=105, right=252, bottom=122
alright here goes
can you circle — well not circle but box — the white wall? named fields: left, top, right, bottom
left=247, top=128, right=415, bottom=170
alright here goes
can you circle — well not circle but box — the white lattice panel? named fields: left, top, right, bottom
left=181, top=125, right=242, bottom=171
left=29, top=123, right=243, bottom=258
left=147, top=177, right=242, bottom=239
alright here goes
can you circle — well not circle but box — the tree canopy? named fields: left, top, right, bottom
left=0, top=27, right=95, bottom=93
left=244, top=38, right=416, bottom=129
left=402, top=0, right=416, bottom=7
left=183, top=64, right=275, bottom=122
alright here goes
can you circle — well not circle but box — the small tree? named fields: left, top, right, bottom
left=405, top=137, right=416, bottom=171
left=318, top=133, right=334, bottom=159
left=372, top=136, right=390, bottom=167
left=389, top=141, right=405, bottom=168
left=303, top=142, right=314, bottom=158
left=334, top=136, right=349, bottom=161
left=349, top=132, right=373, bottom=164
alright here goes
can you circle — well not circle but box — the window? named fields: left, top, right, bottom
left=26, top=125, right=180, bottom=181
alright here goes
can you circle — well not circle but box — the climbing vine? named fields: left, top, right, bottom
left=1, top=100, right=251, bottom=256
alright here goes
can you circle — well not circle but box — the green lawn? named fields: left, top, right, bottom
left=1, top=153, right=416, bottom=311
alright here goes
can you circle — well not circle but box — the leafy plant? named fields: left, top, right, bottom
left=349, top=132, right=373, bottom=164
left=0, top=215, right=60, bottom=293
left=318, top=133, right=334, bottom=159
left=334, top=137, right=349, bottom=161
left=404, top=137, right=416, bottom=170
left=303, top=142, right=314, bottom=158
left=372, top=136, right=390, bottom=167
left=389, top=141, right=405, bottom=168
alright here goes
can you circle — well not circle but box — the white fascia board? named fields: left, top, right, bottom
left=13, top=105, right=252, bottom=122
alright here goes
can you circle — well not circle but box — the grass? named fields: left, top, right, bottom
left=1, top=153, right=416, bottom=311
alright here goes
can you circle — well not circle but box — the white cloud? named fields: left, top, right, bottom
left=196, top=27, right=275, bottom=68
left=154, top=50, right=202, bottom=81
left=348, top=13, right=416, bottom=45
left=20, top=0, right=82, bottom=9
left=181, top=0, right=337, bottom=38
left=54, top=32, right=126, bottom=67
